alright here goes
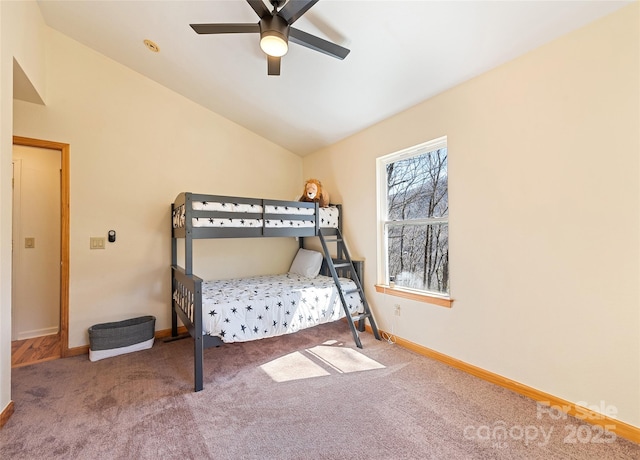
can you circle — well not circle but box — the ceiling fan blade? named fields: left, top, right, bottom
left=289, top=27, right=350, bottom=60
left=247, top=0, right=271, bottom=19
left=278, top=0, right=319, bottom=24
left=190, top=23, right=260, bottom=34
left=267, top=55, right=281, bottom=75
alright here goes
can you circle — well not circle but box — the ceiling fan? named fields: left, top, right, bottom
left=190, top=0, right=350, bottom=76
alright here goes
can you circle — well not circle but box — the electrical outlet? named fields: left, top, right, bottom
left=394, top=304, right=401, bottom=316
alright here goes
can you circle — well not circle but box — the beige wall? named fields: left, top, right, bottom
left=12, top=27, right=303, bottom=349
left=303, top=4, right=640, bottom=428
left=3, top=3, right=303, bottom=414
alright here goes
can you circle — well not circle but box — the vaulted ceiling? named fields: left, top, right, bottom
left=32, top=0, right=630, bottom=156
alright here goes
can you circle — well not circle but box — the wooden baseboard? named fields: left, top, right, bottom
left=0, top=401, right=15, bottom=429
left=155, top=326, right=187, bottom=339
left=367, top=326, right=640, bottom=445
left=66, top=345, right=89, bottom=357
left=67, top=326, right=189, bottom=357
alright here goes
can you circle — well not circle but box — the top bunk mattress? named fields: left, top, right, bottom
left=172, top=196, right=339, bottom=230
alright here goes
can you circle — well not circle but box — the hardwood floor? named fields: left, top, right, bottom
left=11, top=334, right=61, bottom=368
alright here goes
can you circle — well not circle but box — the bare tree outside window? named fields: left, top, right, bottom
left=384, top=144, right=448, bottom=295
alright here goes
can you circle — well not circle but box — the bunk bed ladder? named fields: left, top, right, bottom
left=318, top=228, right=381, bottom=348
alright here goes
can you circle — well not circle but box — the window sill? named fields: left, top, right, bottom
left=374, top=284, right=453, bottom=308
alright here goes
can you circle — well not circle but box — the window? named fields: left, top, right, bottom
left=377, top=136, right=449, bottom=300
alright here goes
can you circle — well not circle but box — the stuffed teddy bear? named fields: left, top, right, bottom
left=299, top=179, right=330, bottom=207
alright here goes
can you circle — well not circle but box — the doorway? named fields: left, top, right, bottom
left=11, top=136, right=69, bottom=364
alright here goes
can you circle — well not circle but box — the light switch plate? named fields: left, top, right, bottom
left=90, top=237, right=105, bottom=249
left=25, top=237, right=35, bottom=249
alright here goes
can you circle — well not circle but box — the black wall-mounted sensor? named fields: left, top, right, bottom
left=108, top=230, right=116, bottom=243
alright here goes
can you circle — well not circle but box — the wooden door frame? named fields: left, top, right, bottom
left=12, top=136, right=70, bottom=358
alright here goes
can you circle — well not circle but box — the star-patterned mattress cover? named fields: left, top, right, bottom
left=172, top=201, right=340, bottom=229
left=201, top=273, right=363, bottom=343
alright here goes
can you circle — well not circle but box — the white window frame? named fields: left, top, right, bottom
left=376, top=136, right=451, bottom=305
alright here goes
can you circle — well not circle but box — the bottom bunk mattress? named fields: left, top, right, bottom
left=201, top=273, right=363, bottom=343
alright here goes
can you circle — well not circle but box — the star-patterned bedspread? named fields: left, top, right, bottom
left=201, top=273, right=363, bottom=343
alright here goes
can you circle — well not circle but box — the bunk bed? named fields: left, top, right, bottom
left=171, top=192, right=380, bottom=391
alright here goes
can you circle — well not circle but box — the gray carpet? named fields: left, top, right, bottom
left=2, top=321, right=639, bottom=459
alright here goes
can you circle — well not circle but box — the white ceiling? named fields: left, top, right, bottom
left=31, top=0, right=629, bottom=156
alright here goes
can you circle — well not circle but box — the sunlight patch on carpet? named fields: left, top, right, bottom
left=260, top=342, right=385, bottom=382
left=260, top=351, right=330, bottom=382
left=306, top=345, right=385, bottom=374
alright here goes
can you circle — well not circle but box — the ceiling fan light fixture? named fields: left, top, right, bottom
left=259, top=14, right=289, bottom=57
left=260, top=31, right=288, bottom=57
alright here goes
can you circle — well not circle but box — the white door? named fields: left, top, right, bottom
left=12, top=145, right=61, bottom=340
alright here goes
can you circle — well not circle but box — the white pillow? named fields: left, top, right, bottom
left=289, top=248, right=323, bottom=278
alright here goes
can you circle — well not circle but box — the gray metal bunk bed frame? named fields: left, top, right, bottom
left=170, top=192, right=380, bottom=391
